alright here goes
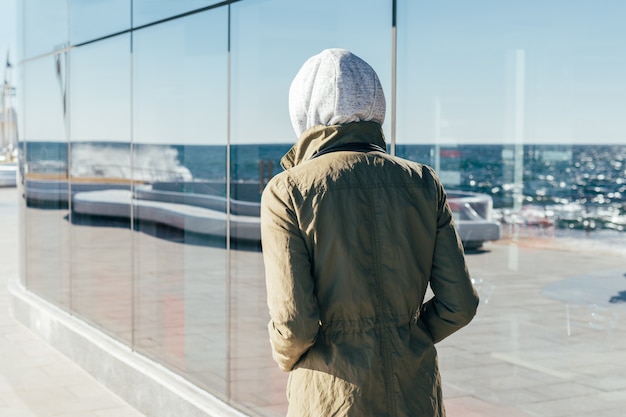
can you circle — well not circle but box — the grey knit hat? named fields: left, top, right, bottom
left=288, top=48, right=386, bottom=137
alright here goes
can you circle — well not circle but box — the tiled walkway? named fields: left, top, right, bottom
left=442, top=236, right=626, bottom=417
left=0, top=187, right=145, bottom=417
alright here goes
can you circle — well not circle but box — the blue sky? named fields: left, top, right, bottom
left=396, top=0, right=626, bottom=145
left=6, top=0, right=626, bottom=145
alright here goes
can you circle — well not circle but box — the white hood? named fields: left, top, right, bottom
left=288, top=48, right=386, bottom=137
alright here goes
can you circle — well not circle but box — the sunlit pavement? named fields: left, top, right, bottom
left=443, top=237, right=626, bottom=417
left=3, top=184, right=626, bottom=417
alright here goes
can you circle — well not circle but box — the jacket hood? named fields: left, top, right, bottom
left=280, top=121, right=386, bottom=170
left=288, top=48, right=386, bottom=138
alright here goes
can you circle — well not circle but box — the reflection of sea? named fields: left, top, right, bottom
left=24, top=142, right=626, bottom=247
left=549, top=228, right=626, bottom=257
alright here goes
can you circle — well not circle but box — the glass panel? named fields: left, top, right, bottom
left=23, top=0, right=68, bottom=59
left=397, top=1, right=626, bottom=416
left=21, top=56, right=71, bottom=308
left=15, top=0, right=24, bottom=63
left=132, top=0, right=222, bottom=28
left=132, top=7, right=229, bottom=397
left=68, top=34, right=133, bottom=344
left=69, top=0, right=131, bottom=45
left=15, top=53, right=26, bottom=287
left=17, top=142, right=27, bottom=288
left=229, top=0, right=391, bottom=414
left=1, top=43, right=18, bottom=169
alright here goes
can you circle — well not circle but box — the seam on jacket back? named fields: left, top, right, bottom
left=366, top=188, right=398, bottom=416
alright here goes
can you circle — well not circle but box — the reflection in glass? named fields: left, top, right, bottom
left=70, top=37, right=131, bottom=144
left=68, top=34, right=133, bottom=344
left=22, top=55, right=71, bottom=309
left=23, top=0, right=68, bottom=59
left=132, top=0, right=221, bottom=28
left=132, top=8, right=229, bottom=396
left=17, top=144, right=26, bottom=288
left=69, top=0, right=131, bottom=45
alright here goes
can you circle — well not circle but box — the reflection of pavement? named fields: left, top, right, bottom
left=543, top=270, right=626, bottom=308
left=8, top=183, right=626, bottom=417
left=541, top=269, right=626, bottom=339
left=445, top=240, right=626, bottom=417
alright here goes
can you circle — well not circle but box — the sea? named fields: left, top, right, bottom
left=23, top=141, right=626, bottom=252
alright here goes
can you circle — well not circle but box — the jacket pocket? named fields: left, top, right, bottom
left=413, top=316, right=435, bottom=345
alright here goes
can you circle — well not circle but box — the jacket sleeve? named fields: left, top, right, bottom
left=420, top=175, right=479, bottom=343
left=260, top=176, right=320, bottom=372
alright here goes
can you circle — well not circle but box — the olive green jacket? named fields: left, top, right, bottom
left=261, top=121, right=479, bottom=417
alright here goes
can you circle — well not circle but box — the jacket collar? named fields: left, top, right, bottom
left=280, top=121, right=386, bottom=170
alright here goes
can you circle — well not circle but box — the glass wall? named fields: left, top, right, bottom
left=68, top=33, right=133, bottom=344
left=132, top=7, right=229, bottom=396
left=23, top=0, right=68, bottom=58
left=69, top=0, right=131, bottom=44
left=17, top=1, right=626, bottom=416
left=22, top=54, right=71, bottom=309
left=132, top=0, right=223, bottom=28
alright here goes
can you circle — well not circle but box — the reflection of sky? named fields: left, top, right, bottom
left=397, top=0, right=626, bottom=144
left=229, top=0, right=392, bottom=144
left=132, top=8, right=228, bottom=145
left=11, top=0, right=626, bottom=145
left=0, top=0, right=16, bottom=64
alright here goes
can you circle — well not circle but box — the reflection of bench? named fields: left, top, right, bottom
left=51, top=181, right=502, bottom=246
left=135, top=184, right=260, bottom=217
left=24, top=179, right=263, bottom=216
left=447, top=191, right=501, bottom=249
left=72, top=189, right=260, bottom=241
